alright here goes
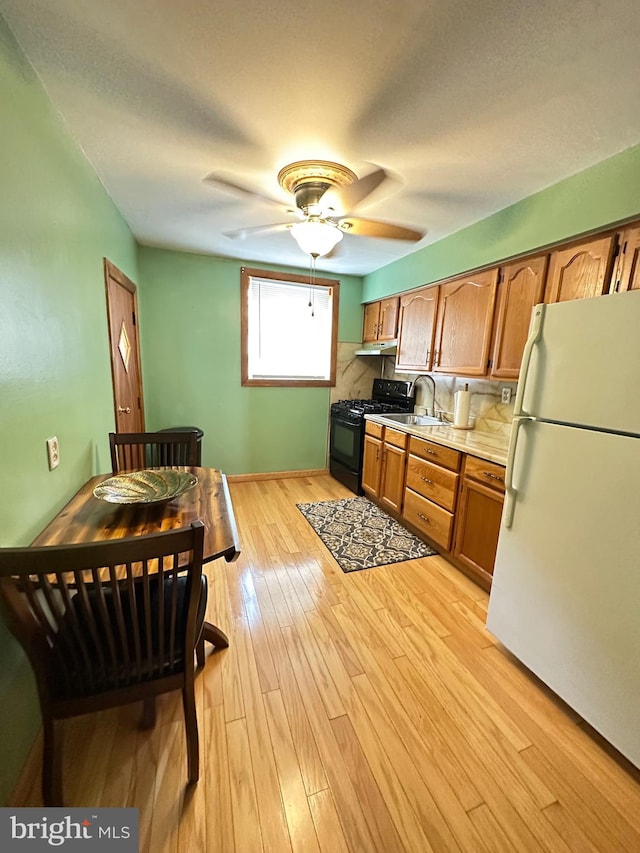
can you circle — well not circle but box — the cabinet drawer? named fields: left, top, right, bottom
left=409, top=436, right=461, bottom=471
left=365, top=421, right=384, bottom=439
left=403, top=488, right=453, bottom=550
left=464, top=456, right=506, bottom=493
left=383, top=427, right=407, bottom=450
left=405, top=454, right=458, bottom=512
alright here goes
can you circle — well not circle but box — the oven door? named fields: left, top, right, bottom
left=329, top=414, right=364, bottom=493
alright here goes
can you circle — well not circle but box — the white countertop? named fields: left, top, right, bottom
left=365, top=414, right=510, bottom=466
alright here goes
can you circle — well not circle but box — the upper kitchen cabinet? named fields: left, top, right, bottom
left=489, top=254, right=548, bottom=380
left=544, top=235, right=615, bottom=303
left=395, top=286, right=439, bottom=372
left=611, top=224, right=640, bottom=292
left=362, top=297, right=399, bottom=342
left=433, top=269, right=498, bottom=376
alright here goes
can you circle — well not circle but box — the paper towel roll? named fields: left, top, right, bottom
left=453, top=387, right=471, bottom=428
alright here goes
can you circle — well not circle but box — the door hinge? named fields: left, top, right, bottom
left=612, top=239, right=626, bottom=262
left=132, top=311, right=136, bottom=326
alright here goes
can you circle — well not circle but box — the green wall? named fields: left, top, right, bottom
left=364, top=143, right=640, bottom=300
left=0, top=17, right=138, bottom=804
left=137, top=248, right=364, bottom=474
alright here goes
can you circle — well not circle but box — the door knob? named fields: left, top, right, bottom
left=117, top=406, right=131, bottom=414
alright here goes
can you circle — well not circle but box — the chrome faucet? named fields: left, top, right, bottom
left=412, top=374, right=436, bottom=417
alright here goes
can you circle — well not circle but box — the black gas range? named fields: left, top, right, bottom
left=329, top=378, right=415, bottom=494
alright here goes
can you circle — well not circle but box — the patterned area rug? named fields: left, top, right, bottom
left=296, top=496, right=437, bottom=573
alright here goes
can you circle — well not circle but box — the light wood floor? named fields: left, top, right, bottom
left=12, top=474, right=640, bottom=852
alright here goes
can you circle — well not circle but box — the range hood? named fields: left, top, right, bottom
left=353, top=340, right=398, bottom=356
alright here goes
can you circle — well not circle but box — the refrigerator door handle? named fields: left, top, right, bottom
left=514, top=303, right=545, bottom=416
left=503, top=416, right=534, bottom=528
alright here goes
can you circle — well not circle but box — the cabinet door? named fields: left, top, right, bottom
left=453, top=478, right=504, bottom=584
left=362, top=302, right=381, bottom=342
left=362, top=433, right=382, bottom=497
left=490, top=254, right=548, bottom=380
left=433, top=269, right=498, bottom=376
left=612, top=226, right=640, bottom=292
left=380, top=443, right=406, bottom=514
left=544, top=235, right=615, bottom=303
left=395, top=286, right=438, bottom=372
left=378, top=297, right=399, bottom=341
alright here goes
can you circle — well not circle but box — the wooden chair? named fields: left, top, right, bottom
left=109, top=430, right=199, bottom=474
left=0, top=522, right=206, bottom=806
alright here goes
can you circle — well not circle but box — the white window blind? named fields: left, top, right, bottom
left=247, top=275, right=333, bottom=380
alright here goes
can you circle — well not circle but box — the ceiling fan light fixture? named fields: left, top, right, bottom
left=290, top=220, right=343, bottom=257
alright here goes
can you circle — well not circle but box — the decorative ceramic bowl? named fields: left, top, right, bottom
left=93, top=469, right=197, bottom=505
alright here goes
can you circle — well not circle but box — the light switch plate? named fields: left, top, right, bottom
left=46, top=436, right=60, bottom=470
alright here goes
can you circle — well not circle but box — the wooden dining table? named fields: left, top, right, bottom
left=31, top=466, right=241, bottom=650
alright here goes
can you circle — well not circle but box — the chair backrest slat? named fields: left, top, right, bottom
left=108, top=565, right=131, bottom=684
left=124, top=562, right=143, bottom=682
left=168, top=557, right=179, bottom=671
left=91, top=567, right=120, bottom=686
left=109, top=431, right=199, bottom=474
left=53, top=572, right=95, bottom=695
left=74, top=569, right=109, bottom=690
left=23, top=576, right=55, bottom=646
left=141, top=559, right=154, bottom=680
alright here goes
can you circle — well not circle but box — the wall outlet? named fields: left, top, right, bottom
left=46, top=436, right=60, bottom=470
left=501, top=387, right=512, bottom=404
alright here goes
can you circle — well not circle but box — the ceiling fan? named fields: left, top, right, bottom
left=204, top=160, right=425, bottom=257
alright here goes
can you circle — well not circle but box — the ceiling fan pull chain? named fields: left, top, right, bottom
left=309, top=253, right=318, bottom=316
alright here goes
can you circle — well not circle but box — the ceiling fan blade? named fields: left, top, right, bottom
left=337, top=217, right=425, bottom=242
left=204, top=172, right=289, bottom=210
left=223, top=222, right=292, bottom=239
left=321, top=167, right=388, bottom=216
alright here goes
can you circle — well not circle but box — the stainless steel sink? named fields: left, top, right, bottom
left=381, top=413, right=442, bottom=426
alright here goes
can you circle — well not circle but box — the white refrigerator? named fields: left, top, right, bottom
left=487, top=289, right=640, bottom=768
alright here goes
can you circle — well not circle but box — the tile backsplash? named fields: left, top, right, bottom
left=334, top=343, right=516, bottom=437
left=399, top=373, right=516, bottom=437
left=331, top=342, right=380, bottom=402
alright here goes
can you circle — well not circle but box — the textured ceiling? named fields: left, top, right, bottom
left=2, top=0, right=640, bottom=275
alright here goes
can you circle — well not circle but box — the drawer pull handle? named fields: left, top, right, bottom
left=483, top=472, right=504, bottom=482
left=425, top=449, right=437, bottom=456
left=417, top=513, right=431, bottom=524
left=421, top=477, right=434, bottom=485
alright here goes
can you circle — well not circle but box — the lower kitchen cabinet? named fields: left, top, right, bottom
left=379, top=429, right=407, bottom=514
left=362, top=422, right=407, bottom=513
left=453, top=456, right=505, bottom=587
left=366, top=426, right=506, bottom=590
left=362, top=423, right=383, bottom=495
left=402, top=436, right=460, bottom=551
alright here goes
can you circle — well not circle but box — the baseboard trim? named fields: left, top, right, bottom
left=226, top=468, right=328, bottom=483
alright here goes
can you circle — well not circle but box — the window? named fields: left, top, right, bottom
left=241, top=267, right=339, bottom=386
